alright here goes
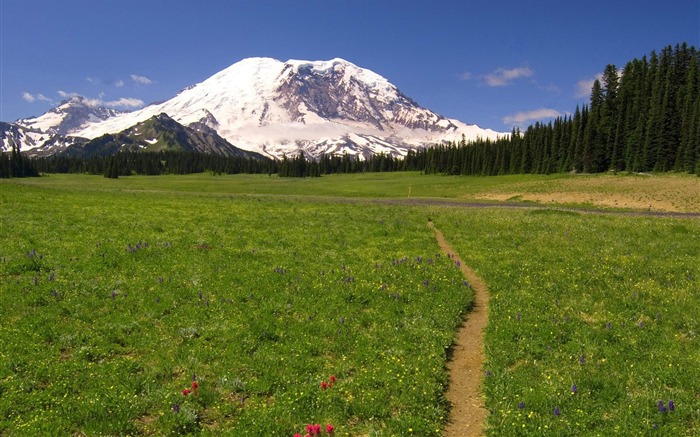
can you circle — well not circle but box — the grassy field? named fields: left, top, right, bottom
left=430, top=208, right=700, bottom=435
left=1, top=172, right=699, bottom=435
left=7, top=172, right=699, bottom=213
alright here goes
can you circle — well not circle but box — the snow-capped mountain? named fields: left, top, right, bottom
left=4, top=58, right=505, bottom=158
left=1, top=96, right=124, bottom=154
left=18, top=96, right=125, bottom=135
left=74, top=58, right=503, bottom=158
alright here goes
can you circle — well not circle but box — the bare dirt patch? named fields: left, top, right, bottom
left=429, top=222, right=489, bottom=437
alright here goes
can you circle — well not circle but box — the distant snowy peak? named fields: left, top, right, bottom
left=17, top=96, right=125, bottom=136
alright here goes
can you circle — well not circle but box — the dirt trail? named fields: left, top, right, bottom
left=428, top=221, right=490, bottom=437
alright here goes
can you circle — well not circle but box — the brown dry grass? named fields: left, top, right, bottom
left=472, top=174, right=700, bottom=213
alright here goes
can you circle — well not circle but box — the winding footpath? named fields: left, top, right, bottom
left=428, top=222, right=490, bottom=437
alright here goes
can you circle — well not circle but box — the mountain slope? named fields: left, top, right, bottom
left=63, top=113, right=262, bottom=158
left=74, top=58, right=504, bottom=158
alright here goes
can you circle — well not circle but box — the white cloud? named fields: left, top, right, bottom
left=58, top=90, right=81, bottom=99
left=574, top=74, right=603, bottom=98
left=22, top=92, right=52, bottom=103
left=115, top=79, right=125, bottom=87
left=104, top=97, right=144, bottom=108
left=484, top=66, right=534, bottom=86
left=130, top=74, right=154, bottom=85
left=57, top=91, right=143, bottom=109
left=458, top=71, right=472, bottom=81
left=503, top=108, right=562, bottom=125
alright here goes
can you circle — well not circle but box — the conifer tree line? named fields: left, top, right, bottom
left=0, top=144, right=39, bottom=178
left=421, top=43, right=699, bottom=176
left=29, top=150, right=275, bottom=178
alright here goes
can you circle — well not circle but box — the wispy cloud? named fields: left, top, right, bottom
left=103, top=97, right=144, bottom=108
left=22, top=92, right=53, bottom=103
left=484, top=66, right=534, bottom=86
left=58, top=90, right=81, bottom=99
left=130, top=74, right=154, bottom=85
left=574, top=74, right=603, bottom=98
left=58, top=90, right=143, bottom=108
left=115, top=79, right=125, bottom=88
left=503, top=108, right=562, bottom=125
left=457, top=71, right=472, bottom=81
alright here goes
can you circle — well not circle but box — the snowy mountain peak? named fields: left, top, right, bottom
left=6, top=57, right=505, bottom=158
left=17, top=96, right=124, bottom=136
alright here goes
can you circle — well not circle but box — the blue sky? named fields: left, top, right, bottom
left=1, top=0, right=698, bottom=132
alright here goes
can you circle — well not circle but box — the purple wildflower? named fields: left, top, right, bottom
left=516, top=313, right=521, bottom=321
left=571, top=384, right=577, bottom=394
left=554, top=406, right=561, bottom=416
left=518, top=402, right=525, bottom=409
left=579, top=355, right=585, bottom=365
left=339, top=317, right=345, bottom=325
left=485, top=370, right=492, bottom=377
left=606, top=321, right=611, bottom=329
left=111, top=290, right=116, bottom=300
left=657, top=400, right=666, bottom=413
left=173, top=403, right=180, bottom=413
left=668, top=400, right=675, bottom=412
left=455, top=260, right=461, bottom=267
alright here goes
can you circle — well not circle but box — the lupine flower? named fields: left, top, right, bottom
left=554, top=406, right=561, bottom=416
left=455, top=260, right=461, bottom=267
left=173, top=403, right=180, bottom=413
left=579, top=355, right=585, bottom=365
left=571, top=384, right=577, bottom=394
left=518, top=402, right=525, bottom=409
left=657, top=400, right=666, bottom=413
left=326, top=424, right=334, bottom=434
left=668, top=400, right=675, bottom=411
left=606, top=321, right=611, bottom=329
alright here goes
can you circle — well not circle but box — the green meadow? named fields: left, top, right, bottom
left=1, top=173, right=698, bottom=435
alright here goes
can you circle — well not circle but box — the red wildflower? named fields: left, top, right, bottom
left=326, top=424, right=335, bottom=434
left=321, top=381, right=328, bottom=390
left=182, top=388, right=191, bottom=396
left=329, top=375, right=336, bottom=384
left=191, top=381, right=199, bottom=391
left=293, top=434, right=301, bottom=437
left=305, top=425, right=313, bottom=434
left=313, top=424, right=321, bottom=435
